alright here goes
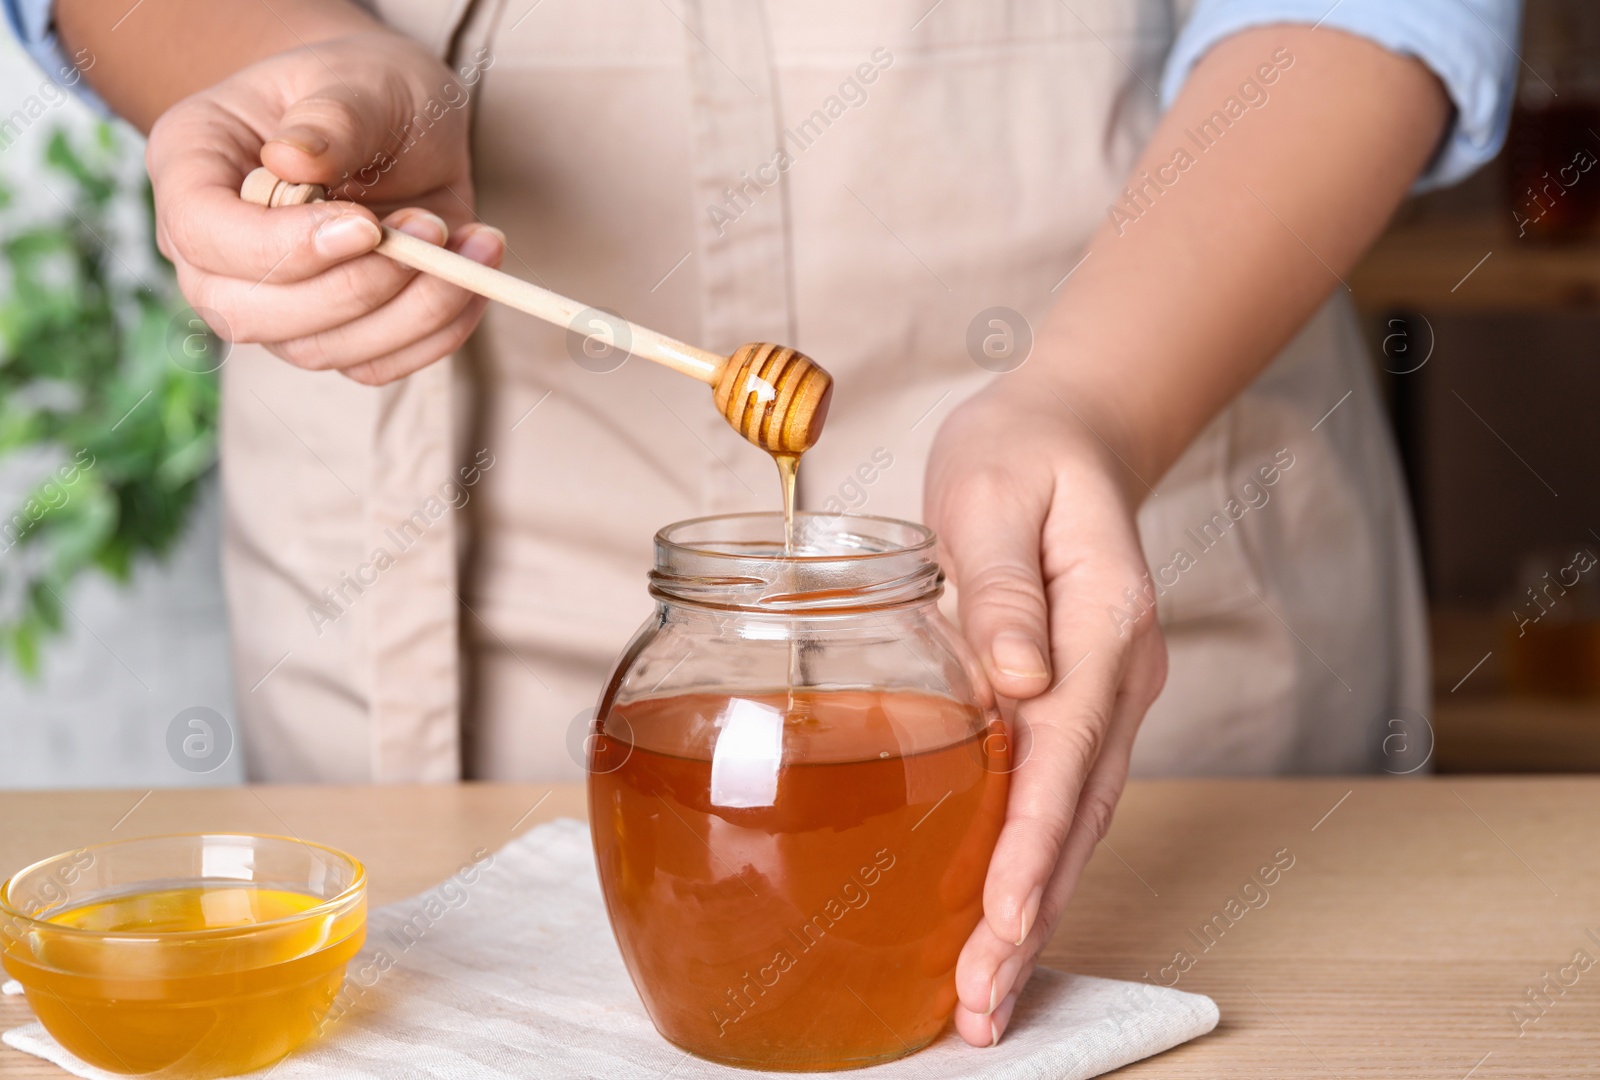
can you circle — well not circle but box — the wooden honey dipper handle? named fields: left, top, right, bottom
left=239, top=168, right=723, bottom=384
left=239, top=168, right=832, bottom=453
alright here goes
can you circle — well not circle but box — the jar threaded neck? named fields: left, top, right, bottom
left=649, top=513, right=943, bottom=613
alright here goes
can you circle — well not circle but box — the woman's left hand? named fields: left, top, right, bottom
left=925, top=381, right=1168, bottom=1047
left=924, top=20, right=1453, bottom=1042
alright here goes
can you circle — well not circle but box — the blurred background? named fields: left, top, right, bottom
left=0, top=28, right=236, bottom=787
left=1352, top=0, right=1600, bottom=771
left=0, top=1, right=1596, bottom=786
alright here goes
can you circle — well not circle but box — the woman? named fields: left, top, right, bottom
left=18, top=0, right=1513, bottom=1046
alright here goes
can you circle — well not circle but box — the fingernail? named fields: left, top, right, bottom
left=459, top=225, right=505, bottom=263
left=314, top=215, right=381, bottom=259
left=992, top=632, right=1049, bottom=680
left=394, top=211, right=450, bottom=246
left=1016, top=885, right=1043, bottom=947
left=986, top=954, right=1021, bottom=1015
left=989, top=990, right=1020, bottom=1048
left=267, top=128, right=329, bottom=157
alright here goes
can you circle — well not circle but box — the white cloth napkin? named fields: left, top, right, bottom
left=5, top=818, right=1217, bottom=1078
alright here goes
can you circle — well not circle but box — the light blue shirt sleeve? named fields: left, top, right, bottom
left=1159, top=0, right=1522, bottom=191
left=3, top=0, right=108, bottom=114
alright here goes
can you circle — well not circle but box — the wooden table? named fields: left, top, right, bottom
left=2, top=780, right=1596, bottom=1078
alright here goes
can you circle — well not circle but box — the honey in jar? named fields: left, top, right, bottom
left=587, top=513, right=1009, bottom=1070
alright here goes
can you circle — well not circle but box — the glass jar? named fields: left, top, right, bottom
left=1503, top=544, right=1600, bottom=697
left=587, top=512, right=1009, bottom=1072
left=1506, top=0, right=1600, bottom=240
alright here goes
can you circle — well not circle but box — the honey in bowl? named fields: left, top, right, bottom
left=590, top=688, right=1009, bottom=1070
left=0, top=834, right=366, bottom=1078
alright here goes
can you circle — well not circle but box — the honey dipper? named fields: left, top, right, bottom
left=240, top=168, right=832, bottom=454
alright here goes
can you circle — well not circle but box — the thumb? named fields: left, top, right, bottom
left=938, top=479, right=1054, bottom=700
left=260, top=84, right=402, bottom=196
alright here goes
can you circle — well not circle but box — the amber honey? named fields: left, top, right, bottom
left=2, top=885, right=364, bottom=1076
left=589, top=688, right=1008, bottom=1070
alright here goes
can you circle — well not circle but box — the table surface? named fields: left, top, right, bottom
left=1, top=779, right=1596, bottom=1078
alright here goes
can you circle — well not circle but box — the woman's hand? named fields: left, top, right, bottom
left=145, top=30, right=503, bottom=384
left=926, top=382, right=1168, bottom=1047
left=925, top=24, right=1450, bottom=1043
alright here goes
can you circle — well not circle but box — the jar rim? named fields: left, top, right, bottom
left=650, top=512, right=942, bottom=612
left=654, top=511, right=935, bottom=562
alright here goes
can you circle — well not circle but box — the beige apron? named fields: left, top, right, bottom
left=220, top=0, right=1429, bottom=783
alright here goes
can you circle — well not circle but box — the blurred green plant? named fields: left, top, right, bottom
left=0, top=124, right=220, bottom=676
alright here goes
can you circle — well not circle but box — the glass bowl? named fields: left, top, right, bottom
left=0, top=833, right=367, bottom=1078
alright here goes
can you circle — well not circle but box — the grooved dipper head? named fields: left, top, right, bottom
left=713, top=343, right=833, bottom=454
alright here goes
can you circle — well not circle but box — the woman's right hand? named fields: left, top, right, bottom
left=146, top=30, right=504, bottom=385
